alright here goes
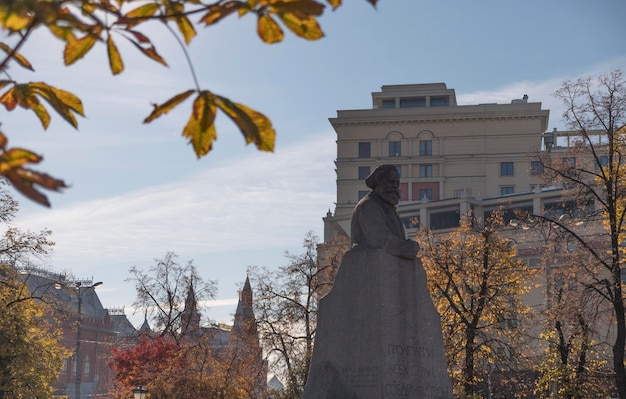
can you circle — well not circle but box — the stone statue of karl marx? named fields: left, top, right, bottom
left=350, top=164, right=420, bottom=259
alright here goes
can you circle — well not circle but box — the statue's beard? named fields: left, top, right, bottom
left=380, top=189, right=400, bottom=205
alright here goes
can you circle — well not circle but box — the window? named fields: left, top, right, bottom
left=358, top=142, right=371, bottom=158
left=394, top=165, right=402, bottom=177
left=419, top=189, right=433, bottom=201
left=430, top=96, right=449, bottom=106
left=596, top=155, right=609, bottom=169
left=358, top=166, right=370, bottom=180
left=381, top=99, right=395, bottom=109
left=530, top=161, right=543, bottom=175
left=419, top=140, right=432, bottom=156
left=399, top=97, right=425, bottom=108
left=84, top=356, right=90, bottom=377
left=562, top=157, right=576, bottom=168
left=61, top=359, right=68, bottom=375
left=501, top=186, right=514, bottom=195
left=500, top=162, right=514, bottom=176
left=389, top=141, right=401, bottom=157
left=358, top=191, right=369, bottom=200
left=419, top=164, right=432, bottom=177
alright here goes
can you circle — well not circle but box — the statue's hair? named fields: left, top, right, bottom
left=365, top=164, right=398, bottom=189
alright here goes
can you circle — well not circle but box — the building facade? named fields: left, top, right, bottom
left=324, top=82, right=558, bottom=245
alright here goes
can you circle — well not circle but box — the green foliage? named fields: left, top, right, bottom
left=0, top=0, right=378, bottom=206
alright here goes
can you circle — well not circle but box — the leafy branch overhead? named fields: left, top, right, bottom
left=0, top=0, right=378, bottom=206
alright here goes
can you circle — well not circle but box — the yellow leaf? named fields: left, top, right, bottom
left=278, top=11, right=324, bottom=40
left=0, top=42, right=33, bottom=71
left=0, top=6, right=32, bottom=31
left=64, top=31, right=99, bottom=65
left=269, top=0, right=325, bottom=16
left=176, top=16, right=196, bottom=45
left=29, top=82, right=84, bottom=128
left=257, top=15, right=284, bottom=44
left=0, top=148, right=42, bottom=172
left=124, top=3, right=160, bottom=19
left=183, top=93, right=217, bottom=158
left=106, top=34, right=124, bottom=75
left=215, top=95, right=275, bottom=152
left=200, top=2, right=244, bottom=26
left=326, top=0, right=341, bottom=9
left=144, top=90, right=195, bottom=123
left=32, top=103, right=51, bottom=129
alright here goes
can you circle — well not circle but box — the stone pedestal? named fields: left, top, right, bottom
left=303, top=249, right=452, bottom=399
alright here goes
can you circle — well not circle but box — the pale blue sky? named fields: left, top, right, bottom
left=2, top=0, right=625, bottom=325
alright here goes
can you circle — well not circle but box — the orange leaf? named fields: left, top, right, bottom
left=144, top=90, right=195, bottom=123
left=257, top=15, right=284, bottom=44
left=106, top=34, right=124, bottom=75
left=0, top=87, right=17, bottom=110
left=183, top=93, right=217, bottom=158
left=3, top=167, right=67, bottom=207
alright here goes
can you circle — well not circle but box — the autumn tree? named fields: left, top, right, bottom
left=527, top=70, right=626, bottom=398
left=0, top=182, right=66, bottom=398
left=0, top=0, right=378, bottom=206
left=248, top=231, right=340, bottom=399
left=416, top=211, right=537, bottom=399
left=127, top=251, right=217, bottom=342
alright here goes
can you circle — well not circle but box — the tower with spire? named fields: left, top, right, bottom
left=181, top=275, right=201, bottom=338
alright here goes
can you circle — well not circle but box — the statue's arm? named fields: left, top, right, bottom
left=357, top=201, right=419, bottom=259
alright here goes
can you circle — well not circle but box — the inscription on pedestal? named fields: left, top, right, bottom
left=341, top=366, right=379, bottom=389
left=384, top=343, right=451, bottom=399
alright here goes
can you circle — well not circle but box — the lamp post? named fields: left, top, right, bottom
left=132, top=386, right=148, bottom=399
left=74, top=281, right=103, bottom=399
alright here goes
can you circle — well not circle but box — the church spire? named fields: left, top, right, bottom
left=181, top=275, right=201, bottom=333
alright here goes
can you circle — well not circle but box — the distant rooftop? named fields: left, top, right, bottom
left=371, top=83, right=457, bottom=109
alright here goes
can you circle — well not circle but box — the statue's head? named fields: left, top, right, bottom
left=365, top=165, right=400, bottom=205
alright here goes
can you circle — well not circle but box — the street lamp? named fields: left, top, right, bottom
left=74, top=281, right=103, bottom=399
left=132, top=386, right=148, bottom=399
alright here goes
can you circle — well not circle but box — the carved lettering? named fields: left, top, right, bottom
left=387, top=343, right=434, bottom=358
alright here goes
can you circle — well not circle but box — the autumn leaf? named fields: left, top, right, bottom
left=0, top=148, right=42, bottom=172
left=106, top=34, right=124, bottom=75
left=269, top=0, right=325, bottom=16
left=143, top=90, right=195, bottom=123
left=176, top=15, right=196, bottom=44
left=277, top=11, right=324, bottom=40
left=123, top=2, right=161, bottom=27
left=183, top=92, right=217, bottom=157
left=215, top=95, right=276, bottom=152
left=0, top=42, right=34, bottom=71
left=326, top=0, right=341, bottom=9
left=64, top=30, right=100, bottom=65
left=257, top=14, right=284, bottom=43
left=3, top=167, right=67, bottom=207
left=29, top=82, right=84, bottom=128
left=199, top=2, right=245, bottom=26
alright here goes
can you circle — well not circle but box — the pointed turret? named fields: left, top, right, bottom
left=181, top=275, right=201, bottom=334
left=233, top=276, right=256, bottom=335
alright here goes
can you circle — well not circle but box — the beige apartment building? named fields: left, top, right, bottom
left=320, top=82, right=611, bottom=313
left=323, top=83, right=563, bottom=244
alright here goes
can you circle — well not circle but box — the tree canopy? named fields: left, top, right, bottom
left=0, top=0, right=377, bottom=206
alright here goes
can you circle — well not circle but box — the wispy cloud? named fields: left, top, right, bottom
left=15, top=132, right=337, bottom=265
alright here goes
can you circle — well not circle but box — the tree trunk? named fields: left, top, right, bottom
left=463, top=328, right=476, bottom=397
